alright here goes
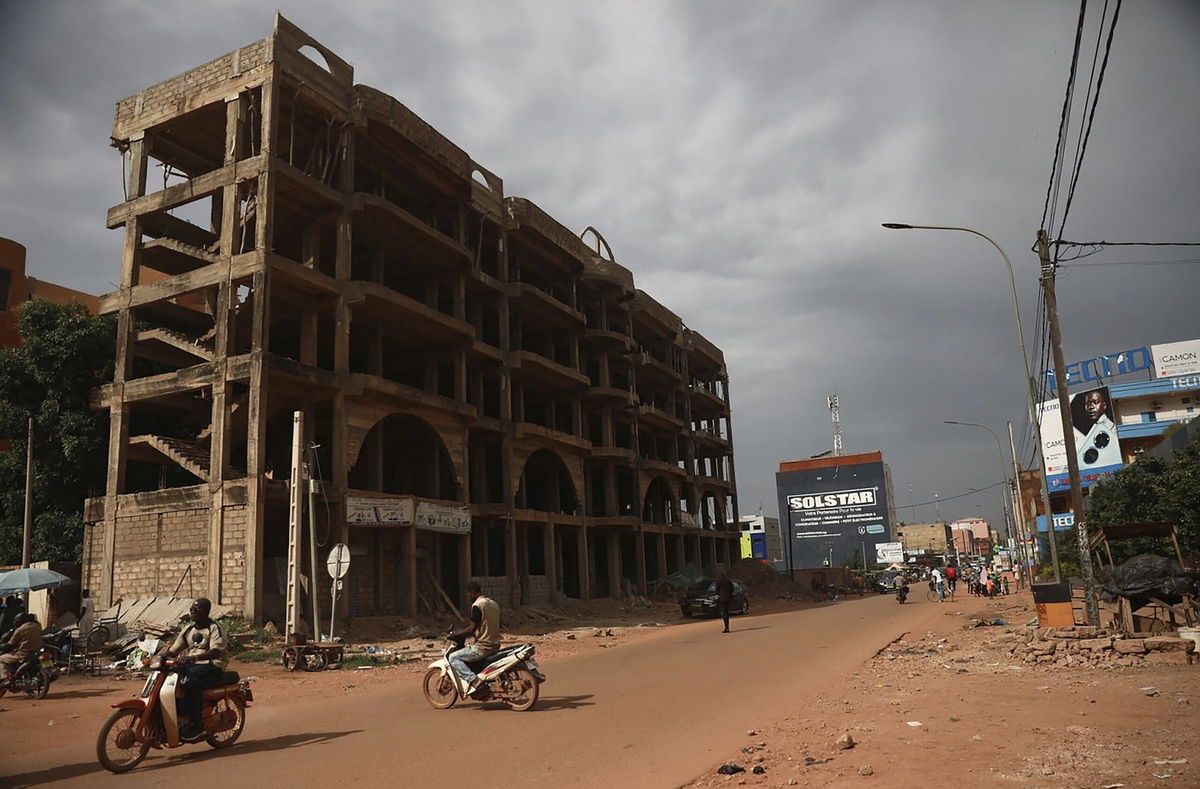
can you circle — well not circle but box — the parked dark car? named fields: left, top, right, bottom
left=679, top=580, right=749, bottom=618
left=869, top=572, right=901, bottom=594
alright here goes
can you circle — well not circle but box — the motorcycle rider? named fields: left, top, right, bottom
left=892, top=573, right=908, bottom=602
left=447, top=581, right=501, bottom=696
left=158, top=598, right=227, bottom=740
left=0, top=612, right=43, bottom=680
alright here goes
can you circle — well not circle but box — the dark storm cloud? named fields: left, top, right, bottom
left=1, top=0, right=1197, bottom=534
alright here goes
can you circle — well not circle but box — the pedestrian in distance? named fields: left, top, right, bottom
left=715, top=573, right=735, bottom=633
left=945, top=564, right=957, bottom=594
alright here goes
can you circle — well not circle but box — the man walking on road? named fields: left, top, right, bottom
left=715, top=574, right=735, bottom=633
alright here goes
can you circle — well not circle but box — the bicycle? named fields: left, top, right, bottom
left=926, top=583, right=955, bottom=603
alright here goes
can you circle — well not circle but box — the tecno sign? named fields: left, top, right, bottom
left=788, top=488, right=876, bottom=511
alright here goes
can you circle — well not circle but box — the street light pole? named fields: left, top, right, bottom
left=882, top=222, right=1061, bottom=582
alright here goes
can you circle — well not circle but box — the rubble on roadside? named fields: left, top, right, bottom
left=1003, top=626, right=1197, bottom=668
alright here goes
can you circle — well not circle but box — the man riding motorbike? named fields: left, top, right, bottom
left=446, top=581, right=501, bottom=697
left=0, top=613, right=43, bottom=681
left=892, top=573, right=909, bottom=603
left=157, top=598, right=227, bottom=740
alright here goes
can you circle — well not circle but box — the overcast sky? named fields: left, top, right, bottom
left=1, top=1, right=1198, bottom=537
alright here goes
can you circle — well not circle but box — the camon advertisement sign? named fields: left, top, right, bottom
left=776, top=452, right=895, bottom=569
left=1151, top=338, right=1200, bottom=379
left=1038, top=385, right=1123, bottom=490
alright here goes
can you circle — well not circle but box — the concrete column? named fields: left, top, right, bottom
left=577, top=524, right=591, bottom=600
left=635, top=528, right=648, bottom=595
left=607, top=530, right=621, bottom=598
left=544, top=520, right=557, bottom=603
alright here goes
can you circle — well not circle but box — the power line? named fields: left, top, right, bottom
left=908, top=479, right=1008, bottom=508
left=1061, top=258, right=1200, bottom=268
left=1055, top=239, right=1200, bottom=247
left=1041, top=0, right=1090, bottom=235
left=1056, top=0, right=1124, bottom=243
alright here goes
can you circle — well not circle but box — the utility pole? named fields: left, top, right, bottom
left=1007, top=421, right=1034, bottom=590
left=1038, top=230, right=1099, bottom=626
left=21, top=417, right=33, bottom=571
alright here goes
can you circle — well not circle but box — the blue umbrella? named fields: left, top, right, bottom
left=0, top=568, right=73, bottom=595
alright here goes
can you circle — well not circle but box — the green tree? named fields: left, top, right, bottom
left=0, top=300, right=115, bottom=564
left=1086, top=441, right=1200, bottom=566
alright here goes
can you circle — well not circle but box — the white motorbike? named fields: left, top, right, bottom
left=423, top=636, right=545, bottom=711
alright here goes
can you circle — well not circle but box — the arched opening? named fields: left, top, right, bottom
left=642, top=476, right=676, bottom=524
left=517, top=449, right=578, bottom=514
left=700, top=490, right=725, bottom=529
left=297, top=45, right=333, bottom=73
left=348, top=413, right=458, bottom=500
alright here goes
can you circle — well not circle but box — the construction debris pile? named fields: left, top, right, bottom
left=1000, top=626, right=1197, bottom=668
left=728, top=558, right=815, bottom=600
left=86, top=596, right=233, bottom=669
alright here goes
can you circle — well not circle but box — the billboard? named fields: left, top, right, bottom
left=776, top=454, right=894, bottom=569
left=1038, top=385, right=1123, bottom=490
left=1151, top=338, right=1200, bottom=379
left=875, top=542, right=903, bottom=564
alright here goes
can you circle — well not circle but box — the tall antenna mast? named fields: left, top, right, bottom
left=827, top=394, right=843, bottom=456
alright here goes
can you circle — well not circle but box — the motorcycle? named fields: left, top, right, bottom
left=96, top=655, right=253, bottom=773
left=41, top=627, right=75, bottom=682
left=0, top=649, right=52, bottom=699
left=895, top=584, right=909, bottom=604
left=423, top=636, right=545, bottom=711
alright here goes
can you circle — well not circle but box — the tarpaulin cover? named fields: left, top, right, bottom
left=1099, top=554, right=1197, bottom=601
left=658, top=564, right=709, bottom=591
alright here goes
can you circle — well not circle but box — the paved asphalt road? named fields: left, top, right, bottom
left=3, top=594, right=948, bottom=788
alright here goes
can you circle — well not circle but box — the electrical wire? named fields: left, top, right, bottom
left=1056, top=0, right=1123, bottom=243
left=1061, top=258, right=1200, bottom=268
left=1041, top=0, right=1090, bottom=235
left=908, top=480, right=1008, bottom=508
left=309, top=442, right=333, bottom=547
left=1055, top=239, right=1200, bottom=247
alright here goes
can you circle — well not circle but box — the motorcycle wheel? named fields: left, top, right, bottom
left=504, top=668, right=540, bottom=712
left=206, top=694, right=247, bottom=749
left=281, top=646, right=300, bottom=672
left=97, top=708, right=151, bottom=773
left=25, top=669, right=50, bottom=700
left=422, top=668, right=458, bottom=709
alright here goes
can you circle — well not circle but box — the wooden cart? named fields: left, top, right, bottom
left=281, top=642, right=344, bottom=672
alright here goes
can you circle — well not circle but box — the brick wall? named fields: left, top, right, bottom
left=84, top=501, right=250, bottom=614
left=113, top=39, right=270, bottom=136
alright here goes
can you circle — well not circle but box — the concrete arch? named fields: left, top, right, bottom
left=348, top=412, right=460, bottom=500
left=699, top=488, right=727, bottom=529
left=641, top=475, right=677, bottom=524
left=516, top=448, right=580, bottom=514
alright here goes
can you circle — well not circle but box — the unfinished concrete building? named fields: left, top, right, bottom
left=83, top=16, right=738, bottom=622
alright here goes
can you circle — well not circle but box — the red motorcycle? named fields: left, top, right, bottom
left=96, top=655, right=253, bottom=773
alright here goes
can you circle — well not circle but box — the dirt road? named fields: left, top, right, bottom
left=2, top=594, right=948, bottom=787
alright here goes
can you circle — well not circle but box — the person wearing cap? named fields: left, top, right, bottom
left=160, top=598, right=227, bottom=740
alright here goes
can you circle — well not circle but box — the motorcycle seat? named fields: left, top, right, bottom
left=475, top=645, right=524, bottom=669
left=216, top=670, right=240, bottom=685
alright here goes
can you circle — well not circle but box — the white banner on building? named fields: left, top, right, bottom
left=875, top=542, right=903, bottom=564
left=415, top=502, right=472, bottom=534
left=345, top=495, right=415, bottom=526
left=1151, top=338, right=1200, bottom=379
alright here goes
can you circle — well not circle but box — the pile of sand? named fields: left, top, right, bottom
left=728, top=558, right=813, bottom=600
